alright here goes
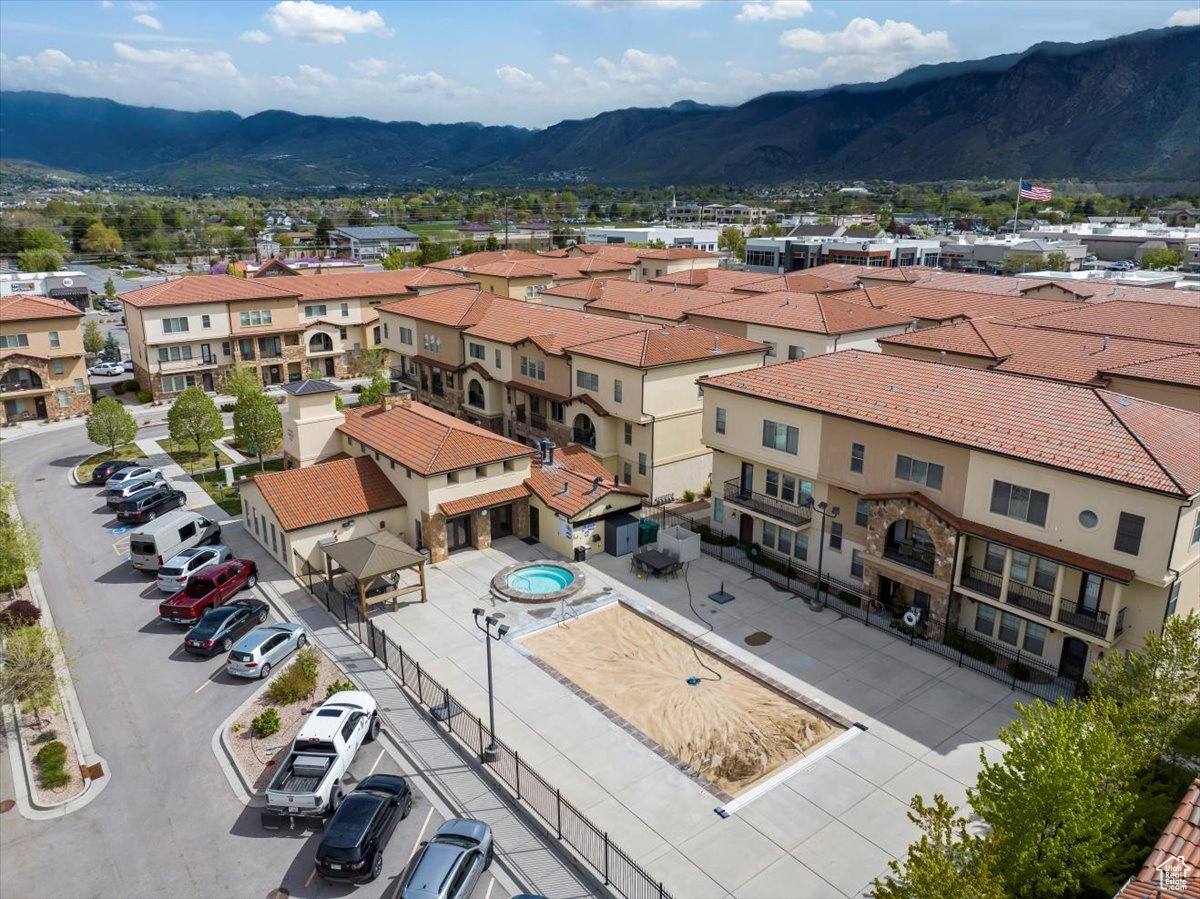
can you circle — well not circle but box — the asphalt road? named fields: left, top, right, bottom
left=0, top=424, right=507, bottom=899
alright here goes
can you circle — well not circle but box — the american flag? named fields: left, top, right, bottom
left=1020, top=181, right=1052, bottom=201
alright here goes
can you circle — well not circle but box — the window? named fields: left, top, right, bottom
left=855, top=499, right=869, bottom=527
left=551, top=401, right=563, bottom=423
left=576, top=370, right=599, bottom=391
left=990, top=480, right=1049, bottom=527
left=762, top=420, right=799, bottom=454
left=614, top=379, right=623, bottom=403
left=340, top=303, right=349, bottom=318
left=382, top=323, right=389, bottom=340
left=222, top=341, right=231, bottom=356
left=0, top=334, right=29, bottom=348
left=793, top=532, right=808, bottom=561
left=1078, top=509, right=1099, bottom=529
left=623, top=461, right=632, bottom=484
left=162, top=317, right=189, bottom=333
left=850, top=443, right=865, bottom=474
left=52, top=359, right=64, bottom=376
left=851, top=549, right=864, bottom=578
left=781, top=475, right=796, bottom=504
left=765, top=470, right=779, bottom=497
left=1114, top=512, right=1145, bottom=556
left=984, top=542, right=1006, bottom=574
left=761, top=521, right=776, bottom=549
left=422, top=333, right=442, bottom=353
left=73, top=378, right=85, bottom=394
left=1022, top=622, right=1047, bottom=656
left=304, top=304, right=327, bottom=317
left=158, top=346, right=194, bottom=362
left=1166, top=581, right=1180, bottom=620
left=997, top=611, right=1020, bottom=646
left=1010, top=551, right=1030, bottom=585
left=974, top=604, right=996, bottom=637
left=48, top=330, right=60, bottom=348
left=713, top=498, right=724, bottom=523
left=829, top=522, right=843, bottom=550
left=895, top=454, right=944, bottom=490
left=787, top=345, right=805, bottom=361
left=57, top=389, right=69, bottom=408
left=1033, top=558, right=1057, bottom=591
left=201, top=315, right=211, bottom=329
left=715, top=407, right=726, bottom=435
left=519, top=356, right=545, bottom=380
left=763, top=341, right=777, bottom=358
left=779, top=527, right=793, bottom=554
left=494, top=349, right=502, bottom=369
left=400, top=327, right=413, bottom=346
left=638, top=452, right=647, bottom=476
left=624, top=423, right=632, bottom=445
left=238, top=310, right=271, bottom=326
left=1192, top=515, right=1200, bottom=547
left=469, top=342, right=485, bottom=360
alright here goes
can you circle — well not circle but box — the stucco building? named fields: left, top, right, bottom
left=0, top=294, right=91, bottom=426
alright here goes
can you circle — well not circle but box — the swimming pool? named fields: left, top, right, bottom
left=491, top=561, right=585, bottom=603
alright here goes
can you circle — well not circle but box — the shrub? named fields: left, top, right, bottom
left=1010, top=662, right=1032, bottom=682
left=837, top=590, right=861, bottom=609
left=296, top=646, right=319, bottom=679
left=112, top=382, right=126, bottom=396
left=266, top=648, right=319, bottom=705
left=90, top=387, right=99, bottom=402
left=682, top=489, right=696, bottom=503
left=124, top=380, right=140, bottom=392
left=34, top=740, right=69, bottom=790
left=692, top=523, right=738, bottom=546
left=136, top=390, right=152, bottom=404
left=0, top=600, right=42, bottom=631
left=31, top=728, right=58, bottom=745
left=251, top=707, right=280, bottom=739
left=352, top=384, right=365, bottom=394
left=702, top=480, right=712, bottom=498
left=325, top=679, right=355, bottom=699
left=944, top=631, right=998, bottom=665
left=220, top=403, right=236, bottom=413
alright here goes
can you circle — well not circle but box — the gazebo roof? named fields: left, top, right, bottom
left=321, top=531, right=425, bottom=581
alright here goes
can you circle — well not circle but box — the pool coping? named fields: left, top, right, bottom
left=509, top=594, right=854, bottom=805
left=492, top=560, right=587, bottom=604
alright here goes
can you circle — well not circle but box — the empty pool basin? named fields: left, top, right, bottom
left=492, top=561, right=586, bottom=603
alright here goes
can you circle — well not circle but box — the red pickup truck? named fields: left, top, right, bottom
left=158, top=560, right=259, bottom=625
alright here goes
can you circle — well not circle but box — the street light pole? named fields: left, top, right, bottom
left=472, top=608, right=509, bottom=763
left=804, top=498, right=840, bottom=611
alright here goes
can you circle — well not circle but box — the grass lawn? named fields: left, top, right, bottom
left=160, top=437, right=235, bottom=472
left=77, top=443, right=142, bottom=482
left=196, top=458, right=286, bottom=516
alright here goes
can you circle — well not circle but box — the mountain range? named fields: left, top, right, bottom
left=1, top=25, right=1196, bottom=189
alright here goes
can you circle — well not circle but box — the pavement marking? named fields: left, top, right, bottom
left=112, top=537, right=131, bottom=558
left=367, top=748, right=385, bottom=777
left=305, top=868, right=317, bottom=888
left=484, top=875, right=495, bottom=899
left=194, top=669, right=222, bottom=694
left=393, top=806, right=436, bottom=899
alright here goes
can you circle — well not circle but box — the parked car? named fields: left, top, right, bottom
left=399, top=819, right=494, bottom=899
left=156, top=545, right=232, bottom=593
left=314, top=775, right=413, bottom=884
left=182, top=599, right=269, bottom=655
left=106, top=476, right=166, bottom=508
left=226, top=622, right=307, bottom=679
left=123, top=359, right=134, bottom=372
left=115, top=486, right=186, bottom=524
left=158, top=559, right=258, bottom=625
left=130, top=510, right=221, bottom=572
left=105, top=466, right=162, bottom=489
left=91, top=459, right=139, bottom=485
left=101, top=300, right=123, bottom=312
left=89, top=361, right=124, bottom=377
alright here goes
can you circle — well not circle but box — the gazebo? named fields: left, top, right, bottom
left=321, top=531, right=427, bottom=617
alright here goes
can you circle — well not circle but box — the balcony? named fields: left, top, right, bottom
left=961, top=562, right=1003, bottom=599
left=154, top=357, right=217, bottom=374
left=883, top=539, right=935, bottom=574
left=1057, top=598, right=1118, bottom=638
left=723, top=478, right=812, bottom=527
left=530, top=412, right=547, bottom=431
left=1006, top=579, right=1055, bottom=620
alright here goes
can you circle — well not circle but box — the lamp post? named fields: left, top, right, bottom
left=471, top=608, right=509, bottom=763
left=803, top=498, right=840, bottom=611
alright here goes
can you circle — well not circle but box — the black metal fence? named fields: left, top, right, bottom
left=294, top=555, right=673, bottom=899
left=647, top=509, right=1077, bottom=703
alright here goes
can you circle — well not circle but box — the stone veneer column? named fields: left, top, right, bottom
left=513, top=498, right=531, bottom=539
left=470, top=509, right=493, bottom=550
left=421, top=510, right=449, bottom=563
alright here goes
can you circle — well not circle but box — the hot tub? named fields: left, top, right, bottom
left=492, top=561, right=585, bottom=603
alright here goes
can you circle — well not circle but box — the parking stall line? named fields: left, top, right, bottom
left=392, top=806, right=436, bottom=899
left=194, top=669, right=222, bottom=694
left=367, top=748, right=385, bottom=777
left=484, top=875, right=495, bottom=898
left=305, top=868, right=317, bottom=888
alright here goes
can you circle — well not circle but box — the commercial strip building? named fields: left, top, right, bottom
left=938, top=235, right=1088, bottom=272
left=0, top=270, right=92, bottom=311
left=583, top=226, right=721, bottom=252
left=699, top=351, right=1200, bottom=682
left=0, top=293, right=92, bottom=426
left=743, top=236, right=942, bottom=272
left=326, top=226, right=419, bottom=260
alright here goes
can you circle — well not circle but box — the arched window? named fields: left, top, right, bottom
left=308, top=333, right=333, bottom=353
left=885, top=519, right=936, bottom=573
left=572, top=413, right=596, bottom=449
left=1, top=368, right=42, bottom=392
left=467, top=379, right=485, bottom=409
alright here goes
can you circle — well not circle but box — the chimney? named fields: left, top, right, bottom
left=1101, top=336, right=1109, bottom=351
left=560, top=480, right=569, bottom=495
left=381, top=388, right=412, bottom=412
left=545, top=441, right=556, bottom=465
left=537, top=439, right=547, bottom=463
left=613, top=474, right=620, bottom=486
left=586, top=476, right=603, bottom=495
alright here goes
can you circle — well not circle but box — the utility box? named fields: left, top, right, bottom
left=604, top=513, right=639, bottom=556
left=637, top=518, right=660, bottom=547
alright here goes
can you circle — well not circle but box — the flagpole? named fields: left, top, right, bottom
left=1012, top=177, right=1023, bottom=235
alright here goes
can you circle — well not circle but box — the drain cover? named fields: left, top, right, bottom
left=267, top=890, right=290, bottom=899
left=744, top=631, right=773, bottom=646
left=0, top=799, right=15, bottom=813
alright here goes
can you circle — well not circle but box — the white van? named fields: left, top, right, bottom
left=130, top=510, right=222, bottom=572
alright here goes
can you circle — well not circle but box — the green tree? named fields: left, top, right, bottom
left=0, top=626, right=58, bottom=727
left=484, top=234, right=500, bottom=251
left=104, top=277, right=116, bottom=300
left=1001, top=253, right=1039, bottom=274
left=1141, top=248, right=1182, bottom=270
left=416, top=236, right=450, bottom=266
left=357, top=370, right=390, bottom=407
left=102, top=333, right=120, bottom=361
left=233, top=390, right=283, bottom=471
left=718, top=226, right=745, bottom=260
left=346, top=207, right=370, bottom=227
left=970, top=699, right=1135, bottom=898
left=85, top=396, right=138, bottom=456
left=82, top=320, right=104, bottom=356
left=20, top=228, right=68, bottom=253
left=871, top=794, right=1005, bottom=899
left=221, top=363, right=260, bottom=400
left=380, top=247, right=414, bottom=270
left=1044, top=251, right=1069, bottom=271
left=80, top=221, right=123, bottom=256
left=315, top=215, right=334, bottom=250
left=351, top=347, right=387, bottom=378
left=0, top=473, right=40, bottom=594
left=17, top=248, right=65, bottom=273
left=167, top=386, right=223, bottom=468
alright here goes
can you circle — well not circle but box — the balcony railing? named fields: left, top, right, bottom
left=1006, top=579, right=1055, bottom=620
left=722, top=478, right=812, bottom=527
left=155, top=357, right=217, bottom=374
left=0, top=379, right=46, bottom=394
left=883, top=540, right=935, bottom=574
left=1056, top=597, right=1111, bottom=638
left=530, top=412, right=547, bottom=431
left=961, top=561, right=1003, bottom=599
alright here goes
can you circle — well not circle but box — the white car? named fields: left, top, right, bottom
left=122, top=360, right=134, bottom=372
left=156, top=544, right=232, bottom=593
left=105, top=466, right=162, bottom=489
left=226, top=622, right=308, bottom=678
left=90, top=361, right=124, bottom=377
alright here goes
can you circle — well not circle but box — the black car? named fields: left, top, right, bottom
left=315, top=775, right=413, bottom=884
left=115, top=486, right=186, bottom=524
left=182, top=599, right=269, bottom=655
left=91, top=459, right=139, bottom=485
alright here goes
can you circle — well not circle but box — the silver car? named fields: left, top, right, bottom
left=105, top=466, right=162, bottom=489
left=225, top=622, right=307, bottom=679
left=156, top=545, right=232, bottom=593
left=400, top=818, right=494, bottom=899
left=107, top=476, right=166, bottom=508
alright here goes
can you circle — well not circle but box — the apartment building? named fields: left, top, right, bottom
left=327, top=226, right=419, bottom=260
left=0, top=294, right=91, bottom=425
left=379, top=292, right=767, bottom=499
left=700, top=351, right=1200, bottom=681
left=427, top=250, right=633, bottom=299
left=120, top=270, right=474, bottom=398
left=537, top=280, right=740, bottom=324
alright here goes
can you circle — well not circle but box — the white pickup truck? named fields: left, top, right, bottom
left=261, top=690, right=380, bottom=829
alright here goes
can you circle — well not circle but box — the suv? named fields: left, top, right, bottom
left=399, top=819, right=493, bottom=899
left=91, top=459, right=139, bottom=485
left=315, top=775, right=413, bottom=883
left=156, top=545, right=232, bottom=593
left=107, top=476, right=166, bottom=508
left=115, top=486, right=186, bottom=524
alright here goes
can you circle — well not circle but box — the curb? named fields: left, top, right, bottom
left=211, top=675, right=276, bottom=805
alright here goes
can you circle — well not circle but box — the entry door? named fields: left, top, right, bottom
left=529, top=507, right=540, bottom=539
left=200, top=344, right=213, bottom=364
left=324, top=358, right=335, bottom=377
left=1059, top=637, right=1088, bottom=681
left=493, top=504, right=513, bottom=539
left=739, top=513, right=754, bottom=546
left=202, top=373, right=214, bottom=392
left=34, top=397, right=47, bottom=419
left=739, top=462, right=753, bottom=497
left=447, top=516, right=470, bottom=551
left=1078, top=574, right=1102, bottom=615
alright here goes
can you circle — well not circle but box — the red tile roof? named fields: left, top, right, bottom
left=0, top=294, right=85, bottom=322
left=857, top=284, right=1081, bottom=322
left=439, top=484, right=531, bottom=517
left=338, top=400, right=529, bottom=475
left=577, top=281, right=742, bottom=322
left=248, top=456, right=405, bottom=531
left=378, top=288, right=507, bottom=328
left=638, top=247, right=721, bottom=261
left=1102, top=351, right=1200, bottom=388
left=734, top=271, right=857, bottom=295
left=525, top=444, right=645, bottom=517
left=568, top=324, right=767, bottom=369
left=689, top=291, right=914, bottom=335
left=465, top=301, right=655, bottom=355
left=1020, top=301, right=1200, bottom=347
left=646, top=268, right=779, bottom=291
left=288, top=269, right=474, bottom=302
left=120, top=275, right=299, bottom=308
left=1115, top=778, right=1200, bottom=899
left=428, top=250, right=545, bottom=269
left=703, top=351, right=1200, bottom=496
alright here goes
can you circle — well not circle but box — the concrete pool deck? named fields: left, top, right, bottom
left=370, top=537, right=1021, bottom=898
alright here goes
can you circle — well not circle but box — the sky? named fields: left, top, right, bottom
left=1, top=0, right=1197, bottom=129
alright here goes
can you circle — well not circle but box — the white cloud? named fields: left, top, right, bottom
left=350, top=57, right=389, bottom=76
left=595, top=48, right=680, bottom=82
left=112, top=42, right=241, bottom=81
left=266, top=0, right=388, bottom=44
left=496, top=65, right=538, bottom=88
left=299, top=64, right=336, bottom=85
left=780, top=17, right=951, bottom=54
left=1166, top=8, right=1200, bottom=26
left=0, top=48, right=98, bottom=81
left=100, top=1, right=114, bottom=8
left=736, top=1, right=811, bottom=22
left=240, top=29, right=271, bottom=43
left=549, top=53, right=570, bottom=66
left=132, top=13, right=161, bottom=29
left=574, top=0, right=704, bottom=10
left=126, top=0, right=156, bottom=10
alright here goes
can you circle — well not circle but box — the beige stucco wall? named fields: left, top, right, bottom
left=473, top=273, right=553, bottom=300
left=512, top=344, right=571, bottom=398
left=228, top=297, right=299, bottom=333
left=1102, top=377, right=1200, bottom=413
left=283, top=392, right=345, bottom=467
left=139, top=302, right=231, bottom=345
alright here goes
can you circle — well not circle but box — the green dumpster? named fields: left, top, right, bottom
left=638, top=518, right=659, bottom=547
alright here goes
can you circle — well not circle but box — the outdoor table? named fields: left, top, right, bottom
left=636, top=549, right=676, bottom=576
